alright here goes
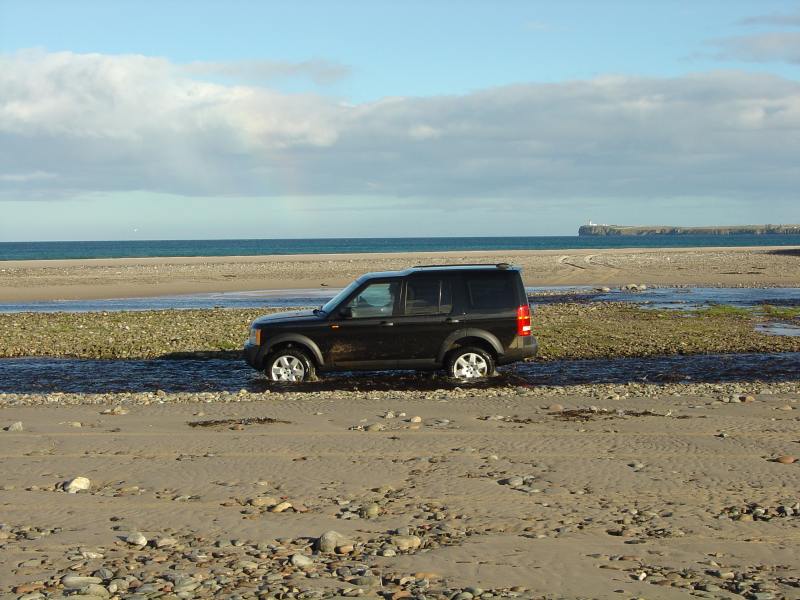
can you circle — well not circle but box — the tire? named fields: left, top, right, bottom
left=265, top=347, right=316, bottom=383
left=446, top=346, right=495, bottom=381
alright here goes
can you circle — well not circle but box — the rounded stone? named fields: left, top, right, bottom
left=317, top=530, right=351, bottom=553
left=775, top=455, right=797, bottom=464
left=64, top=476, right=91, bottom=494
left=125, top=531, right=148, bottom=546
left=291, top=553, right=313, bottom=568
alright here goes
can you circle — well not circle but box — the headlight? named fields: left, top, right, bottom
left=248, top=328, right=261, bottom=345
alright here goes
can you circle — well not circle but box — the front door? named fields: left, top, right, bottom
left=327, top=280, right=404, bottom=368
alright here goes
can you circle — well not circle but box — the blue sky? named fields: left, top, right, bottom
left=1, top=0, right=799, bottom=240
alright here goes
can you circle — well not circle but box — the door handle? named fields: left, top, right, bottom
left=380, top=321, right=394, bottom=327
left=445, top=317, right=460, bottom=323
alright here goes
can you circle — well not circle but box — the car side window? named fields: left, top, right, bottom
left=346, top=282, right=399, bottom=318
left=406, top=278, right=454, bottom=315
left=466, top=276, right=515, bottom=310
left=406, top=279, right=440, bottom=315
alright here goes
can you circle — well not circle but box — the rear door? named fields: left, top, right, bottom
left=393, top=274, right=462, bottom=364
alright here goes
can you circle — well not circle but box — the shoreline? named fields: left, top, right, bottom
left=1, top=245, right=798, bottom=302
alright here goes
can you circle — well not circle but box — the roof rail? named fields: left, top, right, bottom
left=412, top=263, right=512, bottom=270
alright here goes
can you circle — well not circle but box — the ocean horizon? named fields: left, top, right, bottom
left=2, top=234, right=800, bottom=261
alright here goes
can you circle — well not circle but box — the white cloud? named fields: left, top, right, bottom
left=182, top=58, right=350, bottom=85
left=710, top=31, right=800, bottom=64
left=1, top=49, right=799, bottom=205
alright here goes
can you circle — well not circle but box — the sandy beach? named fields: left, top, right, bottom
left=2, top=246, right=799, bottom=599
left=2, top=246, right=799, bottom=302
left=1, top=382, right=799, bottom=598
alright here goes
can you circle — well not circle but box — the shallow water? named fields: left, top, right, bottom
left=2, top=286, right=799, bottom=313
left=755, top=322, right=800, bottom=337
left=1, top=352, right=798, bottom=395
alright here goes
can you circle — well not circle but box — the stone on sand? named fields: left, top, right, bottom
left=63, top=476, right=91, bottom=494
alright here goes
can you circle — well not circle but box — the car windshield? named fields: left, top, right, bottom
left=319, top=279, right=362, bottom=314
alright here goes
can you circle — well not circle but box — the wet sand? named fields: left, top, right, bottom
left=1, top=385, right=798, bottom=598
left=2, top=246, right=799, bottom=302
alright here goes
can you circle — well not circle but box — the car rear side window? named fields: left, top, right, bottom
left=466, top=275, right=516, bottom=310
left=406, top=278, right=453, bottom=315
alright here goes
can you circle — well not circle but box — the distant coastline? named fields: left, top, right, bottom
left=578, top=224, right=800, bottom=236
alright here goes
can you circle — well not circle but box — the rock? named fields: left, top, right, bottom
left=64, top=476, right=91, bottom=494
left=249, top=496, right=278, bottom=508
left=155, top=536, right=177, bottom=548
left=409, top=416, right=422, bottom=423
left=62, top=575, right=103, bottom=588
left=125, top=531, right=148, bottom=546
left=81, top=583, right=110, bottom=597
left=290, top=553, right=313, bottom=568
left=391, top=534, right=422, bottom=551
left=350, top=575, right=381, bottom=587
left=548, top=404, right=564, bottom=412
left=270, top=501, right=293, bottom=513
left=317, top=530, right=351, bottom=553
left=775, top=455, right=797, bottom=464
left=5, top=421, right=23, bottom=432
left=365, top=423, right=386, bottom=432
left=501, top=476, right=524, bottom=487
left=361, top=503, right=381, bottom=518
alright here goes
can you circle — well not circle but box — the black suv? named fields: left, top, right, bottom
left=244, top=264, right=536, bottom=382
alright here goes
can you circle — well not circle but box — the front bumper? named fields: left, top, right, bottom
left=243, top=340, right=263, bottom=369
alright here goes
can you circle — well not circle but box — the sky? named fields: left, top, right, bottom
left=1, top=0, right=799, bottom=240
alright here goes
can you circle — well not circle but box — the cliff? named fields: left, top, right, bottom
left=578, top=224, right=800, bottom=236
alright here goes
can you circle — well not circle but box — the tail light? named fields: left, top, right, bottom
left=517, top=304, right=532, bottom=337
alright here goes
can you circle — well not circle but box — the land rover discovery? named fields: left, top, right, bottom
left=244, top=264, right=537, bottom=382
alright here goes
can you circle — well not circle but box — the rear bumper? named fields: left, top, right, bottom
left=497, top=335, right=538, bottom=366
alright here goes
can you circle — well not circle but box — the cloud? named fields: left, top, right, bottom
left=710, top=31, right=800, bottom=64
left=1, top=49, right=800, bottom=205
left=182, top=58, right=350, bottom=85
left=738, top=12, right=800, bottom=27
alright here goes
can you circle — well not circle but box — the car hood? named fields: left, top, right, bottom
left=251, top=309, right=323, bottom=327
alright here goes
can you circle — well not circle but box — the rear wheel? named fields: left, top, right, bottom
left=266, top=348, right=315, bottom=383
left=447, top=346, right=495, bottom=380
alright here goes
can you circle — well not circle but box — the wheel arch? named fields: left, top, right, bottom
left=437, top=329, right=503, bottom=364
left=262, top=333, right=325, bottom=368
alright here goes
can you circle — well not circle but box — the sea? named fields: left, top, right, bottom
left=2, top=234, right=800, bottom=261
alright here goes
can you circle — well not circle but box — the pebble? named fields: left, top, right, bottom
left=317, top=530, right=352, bottom=553
left=391, top=534, right=422, bottom=551
left=63, top=476, right=91, bottom=493
left=291, top=553, right=314, bottom=568
left=270, top=501, right=293, bottom=512
left=5, top=421, right=23, bottom=432
left=775, top=455, right=797, bottom=464
left=62, top=575, right=102, bottom=588
left=249, top=496, right=278, bottom=507
left=125, top=531, right=148, bottom=546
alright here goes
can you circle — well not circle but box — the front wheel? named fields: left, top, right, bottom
left=265, top=348, right=315, bottom=383
left=446, top=346, right=495, bottom=380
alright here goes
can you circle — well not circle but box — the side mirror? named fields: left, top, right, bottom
left=339, top=306, right=353, bottom=319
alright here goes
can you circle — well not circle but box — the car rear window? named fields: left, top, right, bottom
left=466, top=275, right=516, bottom=310
left=406, top=278, right=453, bottom=315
